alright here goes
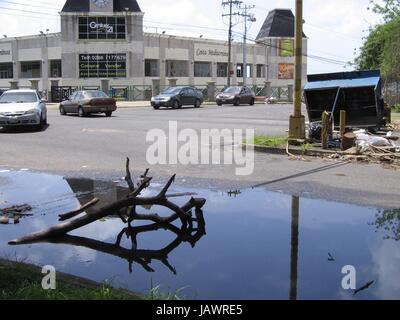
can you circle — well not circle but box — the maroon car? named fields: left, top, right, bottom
left=59, top=90, right=117, bottom=117
left=215, top=86, right=256, bottom=106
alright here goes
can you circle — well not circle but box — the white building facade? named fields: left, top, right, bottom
left=0, top=1, right=307, bottom=101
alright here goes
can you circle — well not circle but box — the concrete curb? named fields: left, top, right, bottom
left=244, top=143, right=338, bottom=157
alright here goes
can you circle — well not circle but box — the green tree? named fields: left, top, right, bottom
left=355, top=1, right=400, bottom=79
left=369, top=0, right=400, bottom=21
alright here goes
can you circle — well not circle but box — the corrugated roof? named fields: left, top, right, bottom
left=61, top=0, right=141, bottom=12
left=305, top=70, right=381, bottom=90
left=256, top=9, right=306, bottom=39
left=304, top=77, right=381, bottom=90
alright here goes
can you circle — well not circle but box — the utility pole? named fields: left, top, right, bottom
left=222, top=1, right=242, bottom=87
left=289, top=0, right=306, bottom=140
left=239, top=4, right=255, bottom=87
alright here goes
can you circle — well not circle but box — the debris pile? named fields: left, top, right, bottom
left=0, top=204, right=33, bottom=224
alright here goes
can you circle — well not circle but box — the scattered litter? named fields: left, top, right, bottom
left=0, top=204, right=33, bottom=225
left=0, top=216, right=9, bottom=224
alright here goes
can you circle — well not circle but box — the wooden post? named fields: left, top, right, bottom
left=321, top=111, right=330, bottom=150
left=340, top=110, right=346, bottom=151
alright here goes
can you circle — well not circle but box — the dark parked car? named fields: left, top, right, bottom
left=151, top=86, right=203, bottom=110
left=59, top=90, right=117, bottom=117
left=216, top=86, right=255, bottom=106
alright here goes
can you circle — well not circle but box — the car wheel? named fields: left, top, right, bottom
left=153, top=106, right=160, bottom=110
left=217, top=103, right=223, bottom=106
left=59, top=106, right=66, bottom=115
left=194, top=99, right=201, bottom=108
left=250, top=98, right=255, bottom=106
left=234, top=98, right=240, bottom=106
left=105, top=111, right=112, bottom=117
left=78, top=107, right=85, bottom=117
left=41, top=112, right=47, bottom=126
left=173, top=100, right=180, bottom=109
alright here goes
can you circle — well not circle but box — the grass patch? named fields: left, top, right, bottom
left=0, top=259, right=141, bottom=300
left=249, top=135, right=288, bottom=148
left=392, top=103, right=400, bottom=113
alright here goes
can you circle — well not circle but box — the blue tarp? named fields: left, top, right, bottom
left=304, top=77, right=380, bottom=91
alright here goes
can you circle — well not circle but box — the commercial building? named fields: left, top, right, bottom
left=0, top=0, right=307, bottom=101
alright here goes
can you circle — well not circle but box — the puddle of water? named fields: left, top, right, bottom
left=0, top=170, right=399, bottom=300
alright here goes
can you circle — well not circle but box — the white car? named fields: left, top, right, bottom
left=0, top=89, right=47, bottom=129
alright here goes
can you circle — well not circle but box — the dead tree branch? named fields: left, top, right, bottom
left=9, top=158, right=206, bottom=246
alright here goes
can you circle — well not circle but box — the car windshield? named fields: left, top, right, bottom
left=162, top=87, right=183, bottom=95
left=0, top=92, right=38, bottom=104
left=223, top=87, right=241, bottom=94
left=85, top=91, right=108, bottom=98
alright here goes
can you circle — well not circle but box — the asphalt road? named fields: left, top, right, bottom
left=1, top=103, right=399, bottom=208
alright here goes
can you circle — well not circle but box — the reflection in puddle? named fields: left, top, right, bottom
left=0, top=170, right=399, bottom=300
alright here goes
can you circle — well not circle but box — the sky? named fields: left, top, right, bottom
left=0, top=0, right=385, bottom=74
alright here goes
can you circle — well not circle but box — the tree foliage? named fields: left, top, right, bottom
left=369, top=0, right=400, bottom=21
left=356, top=1, right=400, bottom=80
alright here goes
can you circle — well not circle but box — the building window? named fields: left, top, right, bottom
left=79, top=54, right=126, bottom=78
left=145, top=59, right=159, bottom=77
left=49, top=60, right=62, bottom=78
left=166, top=60, right=188, bottom=77
left=79, top=16, right=126, bottom=40
left=194, top=62, right=211, bottom=77
left=217, top=63, right=227, bottom=77
left=245, top=64, right=253, bottom=78
left=257, top=64, right=265, bottom=78
left=20, top=61, right=41, bottom=78
left=0, top=63, right=13, bottom=79
left=236, top=64, right=243, bottom=78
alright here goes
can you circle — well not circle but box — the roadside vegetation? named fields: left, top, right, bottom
left=0, top=259, right=185, bottom=300
left=249, top=135, right=288, bottom=148
left=0, top=259, right=141, bottom=300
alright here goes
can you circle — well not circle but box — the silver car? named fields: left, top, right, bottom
left=0, top=89, right=47, bottom=129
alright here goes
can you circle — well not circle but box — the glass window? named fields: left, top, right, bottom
left=84, top=91, right=108, bottom=98
left=217, top=63, right=227, bottom=78
left=49, top=60, right=62, bottom=78
left=194, top=62, right=211, bottom=77
left=166, top=60, right=188, bottom=77
left=78, top=16, right=126, bottom=40
left=20, top=61, right=41, bottom=78
left=245, top=64, right=253, bottom=78
left=257, top=64, right=265, bottom=78
left=145, top=59, right=159, bottom=77
left=0, top=92, right=38, bottom=103
left=0, top=63, right=13, bottom=79
left=236, top=64, right=243, bottom=78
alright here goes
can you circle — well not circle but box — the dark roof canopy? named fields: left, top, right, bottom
left=256, top=9, right=305, bottom=40
left=61, top=0, right=141, bottom=12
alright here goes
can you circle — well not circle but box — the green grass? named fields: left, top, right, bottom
left=249, top=135, right=288, bottom=148
left=392, top=103, right=400, bottom=113
left=0, top=259, right=141, bottom=300
left=301, top=143, right=313, bottom=154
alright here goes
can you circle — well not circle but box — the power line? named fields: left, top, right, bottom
left=0, top=6, right=352, bottom=67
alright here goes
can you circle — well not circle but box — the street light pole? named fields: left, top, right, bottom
left=289, top=0, right=306, bottom=140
